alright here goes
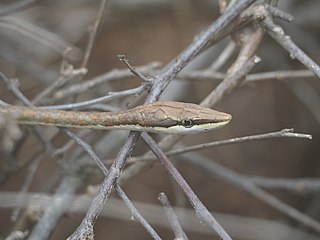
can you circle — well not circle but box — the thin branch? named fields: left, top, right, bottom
left=251, top=176, right=320, bottom=194
left=166, top=128, right=311, bottom=155
left=246, top=69, right=314, bottom=81
left=10, top=155, right=42, bottom=222
left=27, top=175, right=83, bottom=240
left=181, top=152, right=320, bottom=233
left=177, top=69, right=314, bottom=82
left=0, top=74, right=58, bottom=153
left=101, top=128, right=311, bottom=168
left=81, top=0, right=108, bottom=68
left=67, top=133, right=142, bottom=240
left=48, top=62, right=160, bottom=104
left=158, top=192, right=188, bottom=240
left=0, top=17, right=80, bottom=58
left=204, top=55, right=260, bottom=106
left=64, top=130, right=161, bottom=239
left=143, top=133, right=232, bottom=240
left=201, top=28, right=263, bottom=107
left=209, top=41, right=236, bottom=71
left=0, top=73, right=89, bottom=239
left=40, top=85, right=147, bottom=110
left=2, top=78, right=32, bottom=106
left=145, top=0, right=257, bottom=104
left=53, top=130, right=90, bottom=159
left=32, top=59, right=87, bottom=105
left=118, top=54, right=152, bottom=83
left=256, top=5, right=320, bottom=78
left=60, top=130, right=161, bottom=240
left=1, top=192, right=319, bottom=239
left=62, top=130, right=108, bottom=175
left=267, top=5, right=293, bottom=22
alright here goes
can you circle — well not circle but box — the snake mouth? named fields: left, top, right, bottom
left=194, top=116, right=231, bottom=125
left=190, top=112, right=232, bottom=126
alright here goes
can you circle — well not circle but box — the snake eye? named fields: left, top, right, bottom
left=181, top=119, right=194, bottom=128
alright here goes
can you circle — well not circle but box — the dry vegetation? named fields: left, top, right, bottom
left=0, top=0, right=320, bottom=239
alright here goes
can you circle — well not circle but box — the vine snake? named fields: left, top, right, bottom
left=0, top=101, right=231, bottom=134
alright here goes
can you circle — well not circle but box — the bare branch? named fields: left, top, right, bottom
left=62, top=130, right=161, bottom=240
left=177, top=69, right=314, bottom=82
left=143, top=133, right=232, bottom=240
left=159, top=129, right=311, bottom=158
left=27, top=175, right=83, bottom=240
left=118, top=54, right=152, bottom=83
left=145, top=0, right=257, bottom=104
left=48, top=62, right=160, bottom=104
left=181, top=152, right=320, bottom=233
left=251, top=176, right=320, bottom=195
left=115, top=129, right=311, bottom=165
left=81, top=0, right=108, bottom=68
left=267, top=5, right=293, bottom=22
left=32, top=57, right=87, bottom=105
left=40, top=85, right=147, bottom=110
left=209, top=41, right=236, bottom=71
left=2, top=192, right=319, bottom=239
left=158, top=193, right=188, bottom=240
left=256, top=5, right=320, bottom=78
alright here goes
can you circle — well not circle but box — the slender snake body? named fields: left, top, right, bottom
left=0, top=101, right=231, bottom=134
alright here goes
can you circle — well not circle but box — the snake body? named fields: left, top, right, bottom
left=0, top=101, right=231, bottom=134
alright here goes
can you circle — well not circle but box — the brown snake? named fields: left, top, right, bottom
left=0, top=101, right=231, bottom=134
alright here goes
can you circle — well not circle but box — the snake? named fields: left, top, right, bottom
left=0, top=101, right=231, bottom=134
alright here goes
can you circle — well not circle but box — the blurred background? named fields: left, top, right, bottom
left=0, top=0, right=320, bottom=239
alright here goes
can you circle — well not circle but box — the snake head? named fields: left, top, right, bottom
left=133, top=101, right=232, bottom=134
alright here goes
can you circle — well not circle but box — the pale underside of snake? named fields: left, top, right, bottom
left=0, top=101, right=232, bottom=134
